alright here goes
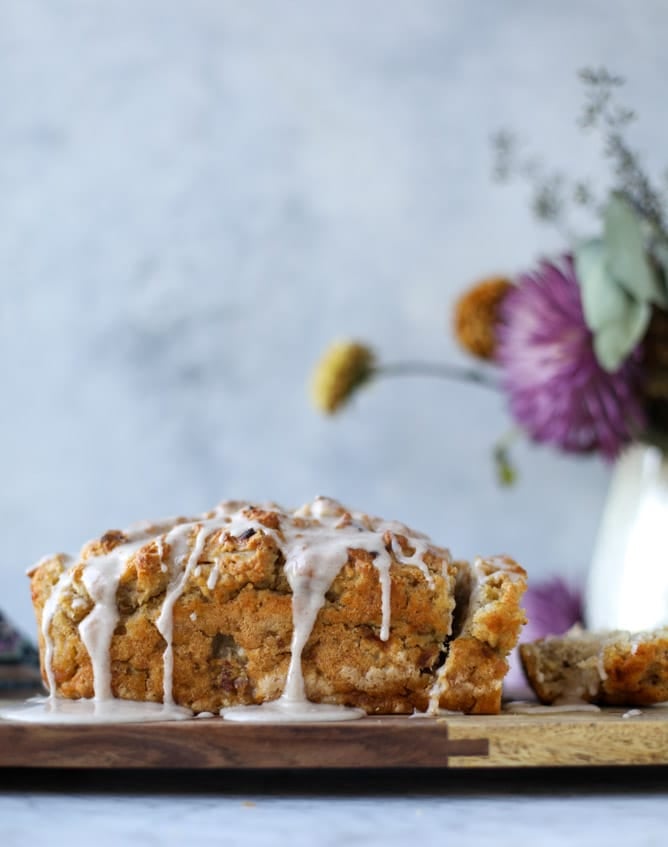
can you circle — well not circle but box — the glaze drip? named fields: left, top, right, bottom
left=32, top=496, right=451, bottom=723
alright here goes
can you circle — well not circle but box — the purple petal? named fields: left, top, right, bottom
left=497, top=254, right=646, bottom=458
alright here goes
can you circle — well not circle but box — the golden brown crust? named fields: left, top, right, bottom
left=29, top=504, right=527, bottom=716
left=436, top=556, right=527, bottom=714
left=520, top=628, right=668, bottom=706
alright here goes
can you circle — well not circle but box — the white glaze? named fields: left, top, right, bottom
left=155, top=524, right=208, bottom=705
left=206, top=564, right=219, bottom=590
left=409, top=707, right=463, bottom=718
left=0, top=696, right=192, bottom=724
left=40, top=559, right=75, bottom=697
left=221, top=700, right=365, bottom=723
left=596, top=650, right=608, bottom=682
left=79, top=539, right=146, bottom=700
left=27, top=496, right=449, bottom=724
left=622, top=708, right=643, bottom=719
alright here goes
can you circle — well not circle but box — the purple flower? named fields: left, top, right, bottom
left=521, top=577, right=583, bottom=642
left=505, top=577, right=583, bottom=697
left=496, top=255, right=646, bottom=459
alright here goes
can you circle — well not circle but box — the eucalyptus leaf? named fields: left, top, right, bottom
left=652, top=239, right=668, bottom=297
left=575, top=234, right=653, bottom=372
left=574, top=239, right=630, bottom=331
left=604, top=192, right=668, bottom=306
left=654, top=239, right=668, bottom=267
left=592, top=298, right=651, bottom=372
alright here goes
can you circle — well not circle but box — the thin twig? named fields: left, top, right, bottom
left=374, top=362, right=499, bottom=390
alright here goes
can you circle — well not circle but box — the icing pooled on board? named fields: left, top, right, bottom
left=0, top=696, right=192, bottom=724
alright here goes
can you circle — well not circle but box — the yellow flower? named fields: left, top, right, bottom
left=453, top=276, right=513, bottom=360
left=310, top=341, right=375, bottom=414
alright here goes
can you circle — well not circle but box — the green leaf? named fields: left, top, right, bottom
left=604, top=192, right=668, bottom=307
left=652, top=239, right=668, bottom=298
left=493, top=444, right=517, bottom=487
left=574, top=194, right=665, bottom=372
left=592, top=299, right=650, bottom=371
left=574, top=239, right=630, bottom=331
left=574, top=236, right=652, bottom=372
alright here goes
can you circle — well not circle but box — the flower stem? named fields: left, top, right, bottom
left=493, top=427, right=523, bottom=486
left=374, top=362, right=499, bottom=390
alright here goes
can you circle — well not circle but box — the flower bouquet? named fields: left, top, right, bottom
left=310, top=69, right=668, bottom=634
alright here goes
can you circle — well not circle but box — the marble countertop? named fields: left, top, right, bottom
left=2, top=768, right=667, bottom=846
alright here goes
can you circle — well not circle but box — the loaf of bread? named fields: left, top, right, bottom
left=29, top=497, right=527, bottom=716
left=520, top=626, right=668, bottom=706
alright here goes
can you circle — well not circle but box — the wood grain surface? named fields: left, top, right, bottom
left=445, top=705, right=668, bottom=768
left=1, top=703, right=667, bottom=769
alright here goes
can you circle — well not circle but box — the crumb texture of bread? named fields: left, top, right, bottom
left=29, top=498, right=527, bottom=716
left=432, top=555, right=527, bottom=714
left=520, top=626, right=668, bottom=706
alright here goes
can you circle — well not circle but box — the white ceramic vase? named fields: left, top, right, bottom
left=586, top=444, right=668, bottom=631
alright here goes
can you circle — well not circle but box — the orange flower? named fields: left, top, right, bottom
left=453, top=276, right=513, bottom=360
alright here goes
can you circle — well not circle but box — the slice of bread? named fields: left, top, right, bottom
left=520, top=625, right=668, bottom=706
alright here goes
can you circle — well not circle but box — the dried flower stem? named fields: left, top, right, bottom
left=375, top=362, right=498, bottom=390
left=578, top=68, right=667, bottom=236
left=492, top=68, right=668, bottom=239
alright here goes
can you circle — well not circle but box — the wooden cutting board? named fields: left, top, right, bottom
left=2, top=703, right=668, bottom=769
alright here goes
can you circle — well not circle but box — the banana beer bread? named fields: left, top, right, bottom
left=520, top=625, right=668, bottom=706
left=29, top=497, right=527, bottom=716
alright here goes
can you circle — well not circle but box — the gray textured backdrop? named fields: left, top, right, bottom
left=2, top=0, right=666, bottom=634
